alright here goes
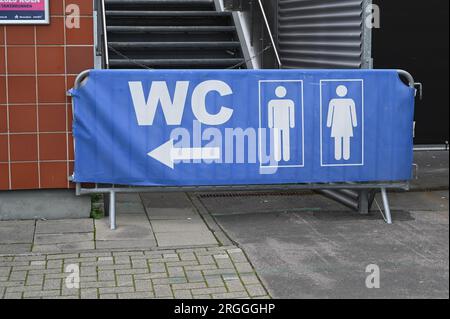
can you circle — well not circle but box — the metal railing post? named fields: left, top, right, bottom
left=257, top=0, right=281, bottom=68
left=109, top=191, right=116, bottom=230
left=381, top=188, right=393, bottom=224
left=101, top=0, right=110, bottom=69
left=358, top=189, right=370, bottom=215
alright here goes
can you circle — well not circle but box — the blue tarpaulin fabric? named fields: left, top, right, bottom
left=70, top=69, right=415, bottom=186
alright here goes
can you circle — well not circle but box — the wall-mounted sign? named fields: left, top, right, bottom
left=0, top=0, right=49, bottom=24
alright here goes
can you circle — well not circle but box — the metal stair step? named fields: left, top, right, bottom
left=109, top=58, right=244, bottom=67
left=109, top=41, right=241, bottom=49
left=107, top=26, right=236, bottom=33
left=105, top=0, right=214, bottom=7
left=105, top=0, right=214, bottom=11
left=100, top=0, right=246, bottom=69
left=105, top=0, right=214, bottom=4
left=105, top=11, right=232, bottom=17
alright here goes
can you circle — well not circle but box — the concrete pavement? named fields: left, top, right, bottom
left=0, top=190, right=91, bottom=221
left=198, top=190, right=448, bottom=298
left=0, top=192, right=219, bottom=254
left=411, top=150, right=449, bottom=191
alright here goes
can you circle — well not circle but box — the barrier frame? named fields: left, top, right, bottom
left=70, top=69, right=418, bottom=230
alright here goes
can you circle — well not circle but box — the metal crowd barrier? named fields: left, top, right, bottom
left=70, top=69, right=418, bottom=230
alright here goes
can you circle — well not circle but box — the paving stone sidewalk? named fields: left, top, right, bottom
left=0, top=193, right=219, bottom=254
left=0, top=246, right=270, bottom=299
left=0, top=192, right=270, bottom=299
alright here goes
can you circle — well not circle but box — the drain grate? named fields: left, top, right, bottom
left=197, top=190, right=314, bottom=199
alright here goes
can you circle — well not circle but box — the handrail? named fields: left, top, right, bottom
left=397, top=69, right=422, bottom=99
left=94, top=0, right=102, bottom=57
left=101, top=0, right=110, bottom=69
left=397, top=69, right=415, bottom=88
left=74, top=70, right=91, bottom=89
left=74, top=70, right=416, bottom=90
left=257, top=0, right=281, bottom=68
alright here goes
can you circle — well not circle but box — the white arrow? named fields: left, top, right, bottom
left=147, top=139, right=221, bottom=169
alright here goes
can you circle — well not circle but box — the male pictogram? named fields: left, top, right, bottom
left=268, top=86, right=296, bottom=162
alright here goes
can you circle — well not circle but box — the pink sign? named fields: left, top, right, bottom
left=0, top=0, right=45, bottom=11
left=0, top=0, right=48, bottom=24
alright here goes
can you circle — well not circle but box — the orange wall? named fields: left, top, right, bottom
left=0, top=0, right=94, bottom=190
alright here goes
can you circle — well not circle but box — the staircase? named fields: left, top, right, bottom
left=102, top=0, right=248, bottom=69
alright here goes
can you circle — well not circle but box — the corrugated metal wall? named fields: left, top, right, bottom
left=278, top=0, right=371, bottom=69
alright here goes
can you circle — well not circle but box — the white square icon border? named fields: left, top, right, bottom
left=258, top=80, right=305, bottom=169
left=320, top=79, right=365, bottom=167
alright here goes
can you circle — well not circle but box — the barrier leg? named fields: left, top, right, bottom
left=109, top=191, right=116, bottom=230
left=358, top=190, right=369, bottom=215
left=381, top=188, right=393, bottom=225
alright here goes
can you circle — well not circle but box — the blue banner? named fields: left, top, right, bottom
left=70, top=70, right=415, bottom=186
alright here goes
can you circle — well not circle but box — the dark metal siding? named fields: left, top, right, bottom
left=278, top=0, right=368, bottom=69
left=372, top=0, right=449, bottom=144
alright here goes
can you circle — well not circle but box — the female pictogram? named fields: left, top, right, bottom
left=326, top=85, right=358, bottom=161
